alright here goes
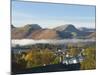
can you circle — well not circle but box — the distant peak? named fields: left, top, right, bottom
left=56, top=24, right=75, bottom=28
left=64, top=24, right=74, bottom=26
left=25, top=24, right=40, bottom=27
left=24, top=24, right=42, bottom=29
left=67, top=24, right=74, bottom=26
left=54, top=24, right=76, bottom=31
left=11, top=24, right=15, bottom=28
left=64, top=24, right=75, bottom=28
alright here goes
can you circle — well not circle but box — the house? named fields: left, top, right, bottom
left=62, top=57, right=78, bottom=64
left=62, top=50, right=85, bottom=65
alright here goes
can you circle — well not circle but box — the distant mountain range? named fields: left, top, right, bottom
left=11, top=24, right=96, bottom=39
left=78, top=27, right=95, bottom=32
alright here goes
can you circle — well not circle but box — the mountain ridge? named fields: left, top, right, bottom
left=11, top=24, right=95, bottom=39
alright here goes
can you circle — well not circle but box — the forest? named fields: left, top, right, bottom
left=11, top=42, right=96, bottom=71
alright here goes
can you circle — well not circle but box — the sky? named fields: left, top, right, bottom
left=12, top=1, right=96, bottom=28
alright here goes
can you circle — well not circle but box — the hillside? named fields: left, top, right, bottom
left=54, top=24, right=79, bottom=32
left=11, top=24, right=42, bottom=39
left=86, top=32, right=96, bottom=39
left=11, top=24, right=95, bottom=39
left=28, top=29, right=60, bottom=39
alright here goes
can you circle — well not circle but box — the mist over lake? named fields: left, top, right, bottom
left=11, top=39, right=95, bottom=46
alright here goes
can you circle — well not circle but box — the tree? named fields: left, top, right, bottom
left=68, top=48, right=80, bottom=57
left=80, top=46, right=96, bottom=70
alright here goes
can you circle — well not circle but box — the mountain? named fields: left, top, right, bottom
left=54, top=24, right=83, bottom=38
left=54, top=24, right=79, bottom=32
left=78, top=27, right=95, bottom=32
left=28, top=29, right=60, bottom=39
left=11, top=24, right=42, bottom=39
left=11, top=24, right=95, bottom=39
left=11, top=24, right=15, bottom=29
left=24, top=24, right=42, bottom=30
left=86, top=32, right=96, bottom=39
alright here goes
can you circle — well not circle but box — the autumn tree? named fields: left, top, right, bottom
left=80, top=46, right=96, bottom=70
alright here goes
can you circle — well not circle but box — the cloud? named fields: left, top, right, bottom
left=12, top=39, right=95, bottom=46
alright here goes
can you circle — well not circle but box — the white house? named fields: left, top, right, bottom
left=62, top=52, right=85, bottom=65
